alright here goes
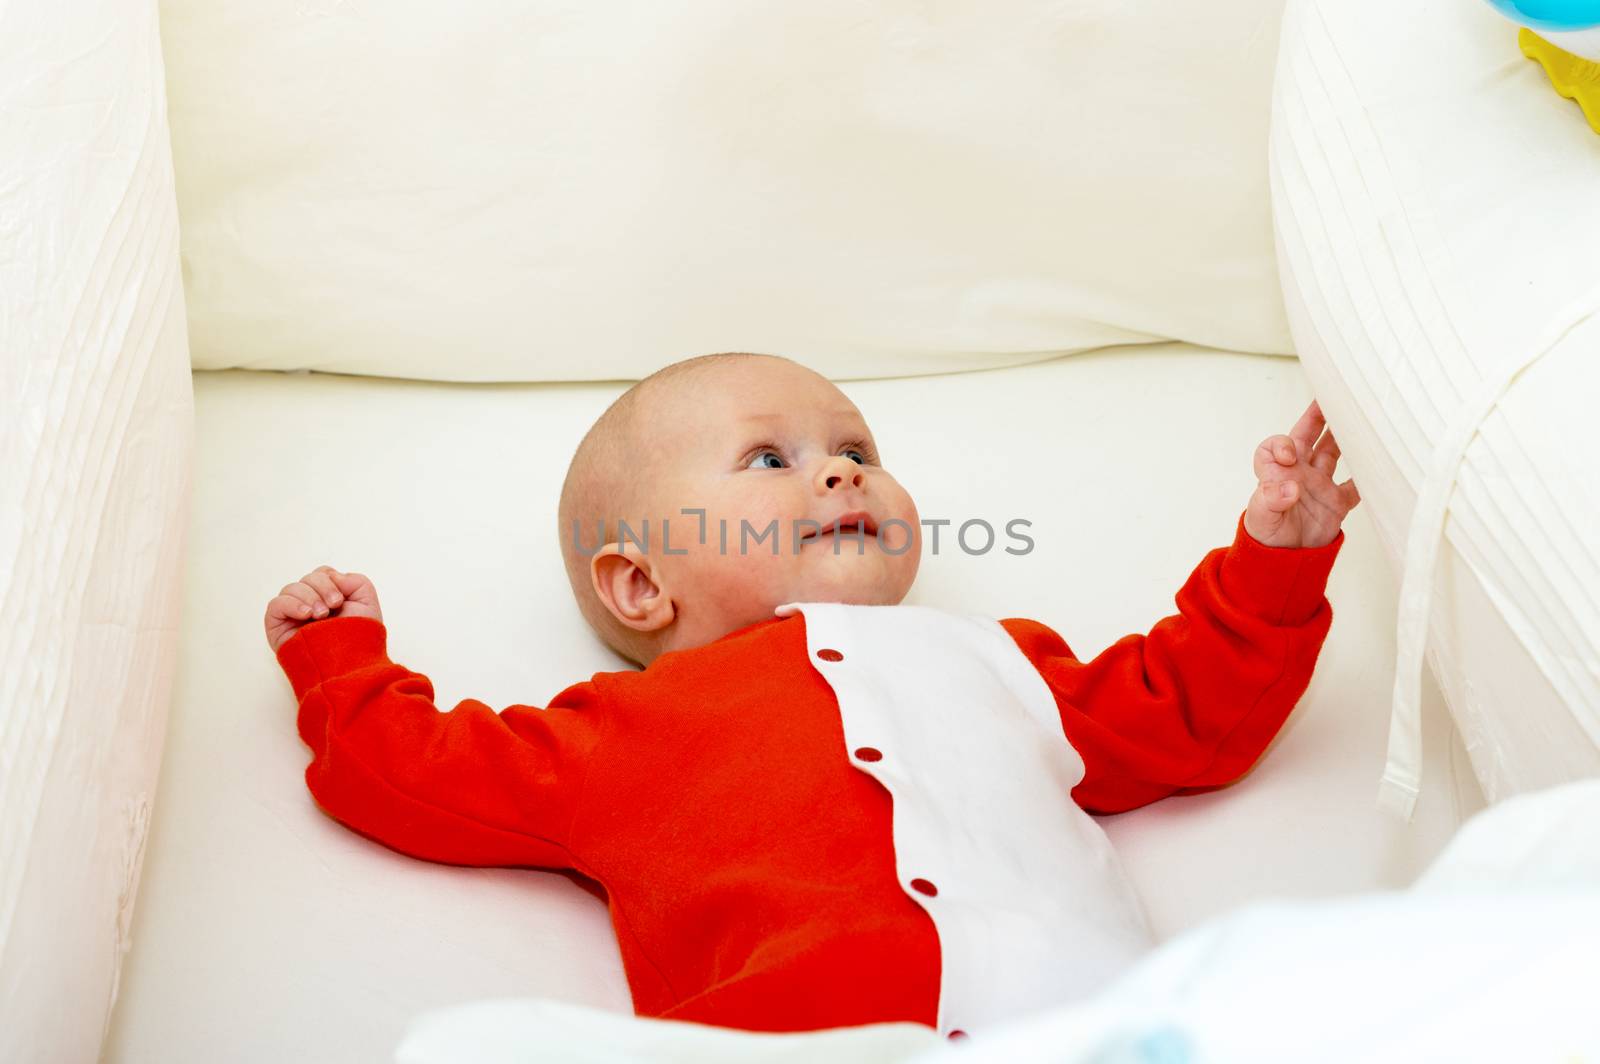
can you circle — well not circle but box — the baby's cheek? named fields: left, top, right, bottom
left=885, top=512, right=921, bottom=558
left=882, top=514, right=923, bottom=596
left=895, top=529, right=923, bottom=590
left=703, top=537, right=790, bottom=599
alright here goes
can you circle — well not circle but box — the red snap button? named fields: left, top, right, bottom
left=948, top=1029, right=968, bottom=1040
left=853, top=746, right=882, bottom=762
left=910, top=878, right=938, bottom=897
left=816, top=648, right=843, bottom=662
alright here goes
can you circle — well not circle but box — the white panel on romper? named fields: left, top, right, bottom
left=776, top=601, right=1155, bottom=1037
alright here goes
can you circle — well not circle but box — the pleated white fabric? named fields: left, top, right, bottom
left=1269, top=0, right=1600, bottom=817
left=0, top=2, right=193, bottom=1061
left=1379, top=286, right=1600, bottom=820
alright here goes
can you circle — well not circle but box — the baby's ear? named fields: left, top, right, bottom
left=590, top=544, right=674, bottom=634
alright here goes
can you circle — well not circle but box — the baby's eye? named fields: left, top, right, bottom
left=844, top=449, right=867, bottom=465
left=747, top=449, right=787, bottom=470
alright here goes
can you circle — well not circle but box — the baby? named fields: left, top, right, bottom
left=264, top=352, right=1358, bottom=1042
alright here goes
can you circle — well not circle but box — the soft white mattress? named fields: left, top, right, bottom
left=105, top=343, right=1483, bottom=1063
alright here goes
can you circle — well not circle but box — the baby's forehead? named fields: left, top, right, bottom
left=595, top=360, right=869, bottom=498
left=648, top=360, right=860, bottom=429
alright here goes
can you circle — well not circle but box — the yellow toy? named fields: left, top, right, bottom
left=1484, top=1, right=1600, bottom=132
left=1518, top=28, right=1600, bottom=132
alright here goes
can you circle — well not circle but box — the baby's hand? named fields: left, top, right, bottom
left=1244, top=400, right=1361, bottom=550
left=264, top=566, right=383, bottom=654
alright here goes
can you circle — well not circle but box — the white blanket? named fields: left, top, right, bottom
left=395, top=780, right=1600, bottom=1063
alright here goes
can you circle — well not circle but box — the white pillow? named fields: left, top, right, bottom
left=163, top=0, right=1297, bottom=382
left=1269, top=0, right=1600, bottom=815
left=0, top=2, right=192, bottom=1061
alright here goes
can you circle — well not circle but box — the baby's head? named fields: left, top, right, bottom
left=559, top=353, right=922, bottom=668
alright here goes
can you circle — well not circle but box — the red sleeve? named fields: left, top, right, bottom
left=274, top=615, right=605, bottom=870
left=1001, top=509, right=1345, bottom=815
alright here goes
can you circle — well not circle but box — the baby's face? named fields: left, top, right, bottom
left=632, top=359, right=922, bottom=656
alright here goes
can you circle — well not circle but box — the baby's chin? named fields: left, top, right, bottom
left=783, top=555, right=912, bottom=607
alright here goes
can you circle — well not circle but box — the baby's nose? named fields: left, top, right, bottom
left=818, top=456, right=865, bottom=491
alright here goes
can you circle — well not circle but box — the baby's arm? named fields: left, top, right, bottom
left=265, top=567, right=602, bottom=870
left=1001, top=402, right=1356, bottom=814
left=1003, top=518, right=1343, bottom=816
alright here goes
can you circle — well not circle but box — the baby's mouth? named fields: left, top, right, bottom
left=800, top=511, right=879, bottom=544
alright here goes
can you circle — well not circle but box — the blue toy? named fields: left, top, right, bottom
left=1485, top=0, right=1600, bottom=33
left=1484, top=0, right=1600, bottom=130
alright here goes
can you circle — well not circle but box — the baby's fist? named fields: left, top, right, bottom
left=264, top=566, right=382, bottom=654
